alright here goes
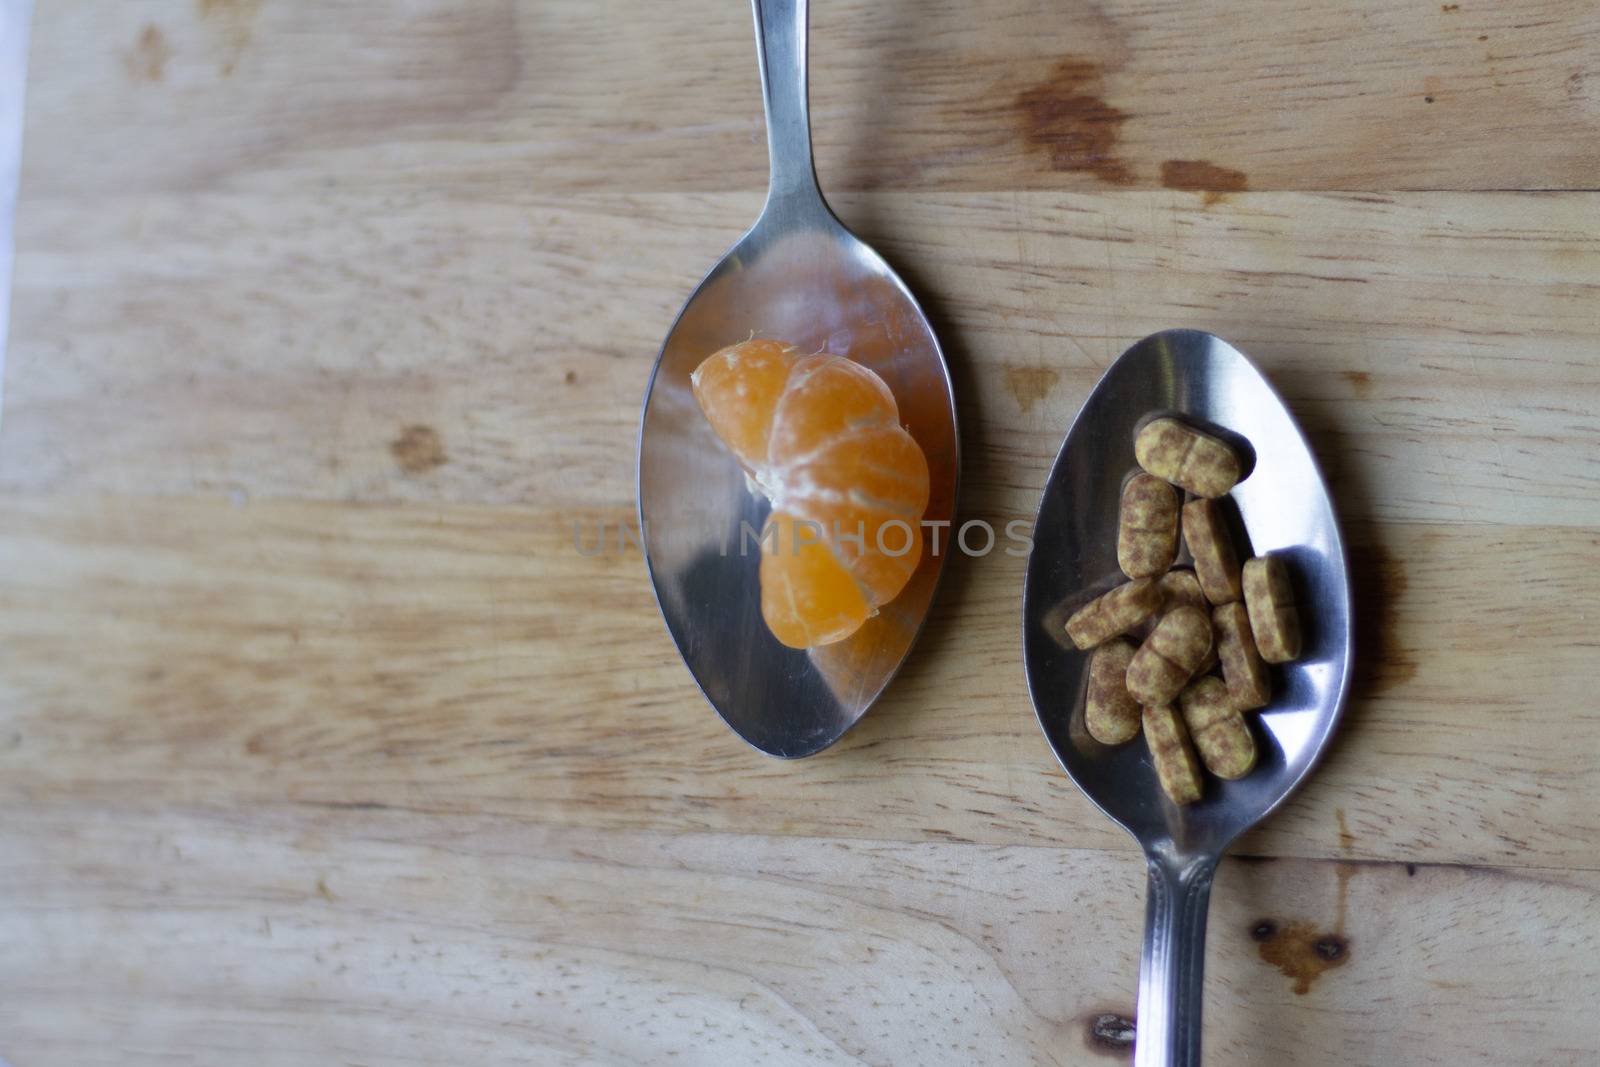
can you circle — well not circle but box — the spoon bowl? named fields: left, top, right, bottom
left=1022, top=329, right=1352, bottom=1065
left=637, top=0, right=958, bottom=758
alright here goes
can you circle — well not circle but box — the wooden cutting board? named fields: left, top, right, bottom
left=2, top=0, right=1598, bottom=1062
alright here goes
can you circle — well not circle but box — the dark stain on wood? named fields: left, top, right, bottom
left=1159, top=160, right=1249, bottom=205
left=1350, top=543, right=1417, bottom=697
left=1255, top=920, right=1351, bottom=994
left=564, top=370, right=578, bottom=385
left=124, top=25, right=173, bottom=83
left=1084, top=1012, right=1136, bottom=1053
left=1406, top=863, right=1419, bottom=876
left=1005, top=366, right=1060, bottom=415
left=1231, top=853, right=1278, bottom=866
left=1015, top=59, right=1132, bottom=183
left=1336, top=808, right=1356, bottom=853
left=1441, top=3, right=1460, bottom=11
left=1253, top=823, right=1357, bottom=995
left=390, top=425, right=447, bottom=474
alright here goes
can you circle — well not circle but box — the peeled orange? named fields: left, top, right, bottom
left=691, top=339, right=931, bottom=648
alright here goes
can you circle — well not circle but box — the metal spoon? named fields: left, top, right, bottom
left=637, top=0, right=959, bottom=758
left=1022, top=330, right=1353, bottom=1066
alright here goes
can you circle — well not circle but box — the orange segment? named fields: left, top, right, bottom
left=785, top=424, right=931, bottom=519
left=689, top=338, right=798, bottom=470
left=790, top=498, right=924, bottom=607
left=767, top=353, right=898, bottom=466
left=692, top=340, right=931, bottom=649
left=759, top=512, right=872, bottom=649
left=784, top=423, right=930, bottom=606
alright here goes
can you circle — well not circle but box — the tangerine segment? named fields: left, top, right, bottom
left=767, top=353, right=898, bottom=466
left=790, top=498, right=924, bottom=607
left=784, top=423, right=930, bottom=518
left=693, top=340, right=931, bottom=649
left=689, top=339, right=798, bottom=470
left=783, top=423, right=930, bottom=606
left=759, top=511, right=872, bottom=649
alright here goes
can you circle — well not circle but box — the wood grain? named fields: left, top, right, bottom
left=1, top=495, right=1597, bottom=871
left=6, top=191, right=1600, bottom=527
left=1, top=807, right=1596, bottom=1065
left=6, top=0, right=1600, bottom=1061
left=18, top=1, right=1600, bottom=196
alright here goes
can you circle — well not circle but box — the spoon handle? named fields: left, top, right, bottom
left=1135, top=852, right=1217, bottom=1067
left=750, top=0, right=822, bottom=207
